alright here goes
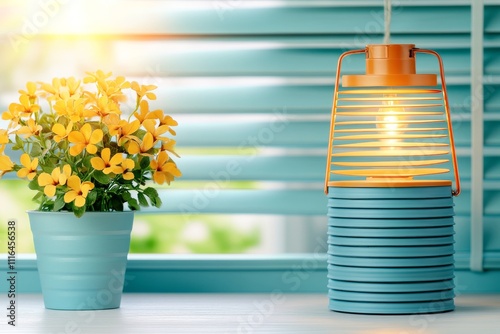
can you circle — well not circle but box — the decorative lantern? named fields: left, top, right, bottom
left=324, top=44, right=460, bottom=314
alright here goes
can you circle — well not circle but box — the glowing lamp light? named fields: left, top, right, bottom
left=325, top=44, right=460, bottom=194
left=324, top=44, right=460, bottom=315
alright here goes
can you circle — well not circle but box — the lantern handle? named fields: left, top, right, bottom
left=414, top=48, right=461, bottom=197
left=325, top=48, right=366, bottom=195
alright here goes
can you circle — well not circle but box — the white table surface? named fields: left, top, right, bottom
left=1, top=294, right=499, bottom=334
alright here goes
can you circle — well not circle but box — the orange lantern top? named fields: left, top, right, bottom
left=343, top=44, right=437, bottom=87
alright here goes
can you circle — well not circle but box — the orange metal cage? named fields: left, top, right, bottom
left=324, top=45, right=460, bottom=197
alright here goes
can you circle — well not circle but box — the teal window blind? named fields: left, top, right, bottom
left=0, top=1, right=498, bottom=270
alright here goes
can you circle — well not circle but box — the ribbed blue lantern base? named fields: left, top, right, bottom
left=327, top=186, right=455, bottom=315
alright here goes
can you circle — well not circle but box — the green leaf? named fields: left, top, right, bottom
left=140, top=157, right=150, bottom=169
left=153, top=196, right=162, bottom=208
left=137, top=192, right=149, bottom=207
left=74, top=206, right=85, bottom=218
left=28, top=179, right=41, bottom=191
left=15, top=135, right=24, bottom=148
left=93, top=170, right=110, bottom=184
left=40, top=200, right=54, bottom=211
left=144, top=187, right=158, bottom=199
left=135, top=128, right=147, bottom=139
left=30, top=143, right=42, bottom=157
left=86, top=190, right=97, bottom=206
left=32, top=191, right=43, bottom=202
left=144, top=187, right=161, bottom=208
left=83, top=156, right=93, bottom=169
left=127, top=198, right=140, bottom=211
left=45, top=139, right=52, bottom=150
left=53, top=196, right=66, bottom=212
left=121, top=192, right=132, bottom=201
left=41, top=164, right=53, bottom=173
left=133, top=169, right=144, bottom=181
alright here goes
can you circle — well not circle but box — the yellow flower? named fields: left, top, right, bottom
left=17, top=119, right=42, bottom=138
left=131, top=81, right=157, bottom=100
left=41, top=77, right=81, bottom=101
left=13, top=95, right=40, bottom=117
left=16, top=153, right=38, bottom=180
left=68, top=123, right=103, bottom=156
left=53, top=98, right=85, bottom=122
left=104, top=114, right=141, bottom=144
left=85, top=95, right=120, bottom=119
left=150, top=151, right=181, bottom=185
left=18, top=82, right=37, bottom=101
left=0, top=155, right=14, bottom=176
left=38, top=165, right=72, bottom=197
left=64, top=175, right=94, bottom=207
left=83, top=70, right=112, bottom=85
left=52, top=121, right=73, bottom=143
left=161, top=138, right=180, bottom=158
left=102, top=113, right=120, bottom=129
left=142, top=119, right=171, bottom=142
left=114, top=120, right=141, bottom=146
left=100, top=76, right=131, bottom=104
left=85, top=71, right=129, bottom=104
left=91, top=148, right=124, bottom=174
left=127, top=132, right=155, bottom=155
left=158, top=114, right=178, bottom=135
left=107, top=118, right=123, bottom=137
left=2, top=103, right=21, bottom=127
left=133, top=100, right=163, bottom=124
left=0, top=130, right=9, bottom=145
left=115, top=159, right=135, bottom=180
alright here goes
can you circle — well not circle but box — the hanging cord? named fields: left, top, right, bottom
left=383, top=0, right=392, bottom=44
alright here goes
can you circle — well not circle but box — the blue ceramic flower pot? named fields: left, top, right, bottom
left=28, top=211, right=133, bottom=310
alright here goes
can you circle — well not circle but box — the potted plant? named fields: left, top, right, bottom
left=0, top=70, right=181, bottom=310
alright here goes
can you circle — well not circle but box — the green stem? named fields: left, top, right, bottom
left=127, top=94, right=141, bottom=122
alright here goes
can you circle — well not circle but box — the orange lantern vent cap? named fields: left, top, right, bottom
left=342, top=44, right=437, bottom=87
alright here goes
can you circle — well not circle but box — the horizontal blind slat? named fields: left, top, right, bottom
left=174, top=121, right=472, bottom=147
left=0, top=3, right=471, bottom=35
left=105, top=43, right=472, bottom=76
left=150, top=189, right=472, bottom=215
left=178, top=155, right=324, bottom=181
left=177, top=155, right=471, bottom=181
left=3, top=83, right=474, bottom=113
left=0, top=149, right=473, bottom=181
left=485, top=5, right=500, bottom=32
left=155, top=189, right=326, bottom=215
left=454, top=216, right=500, bottom=251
